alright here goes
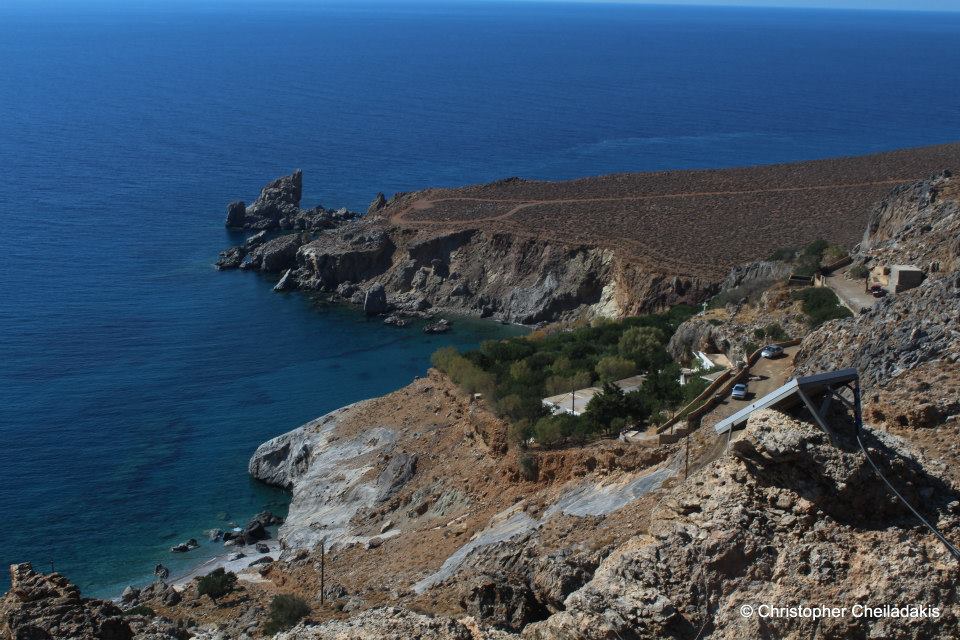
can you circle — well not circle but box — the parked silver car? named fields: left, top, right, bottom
left=731, top=383, right=748, bottom=400
left=761, top=344, right=784, bottom=359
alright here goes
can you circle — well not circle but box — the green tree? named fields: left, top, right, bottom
left=263, top=594, right=311, bottom=635
left=595, top=355, right=636, bottom=382
left=641, top=365, right=684, bottom=413
left=585, top=383, right=650, bottom=433
left=196, top=568, right=237, bottom=604
left=618, top=326, right=667, bottom=372
left=544, top=370, right=593, bottom=395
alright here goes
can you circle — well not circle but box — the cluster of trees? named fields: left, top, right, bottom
left=432, top=306, right=709, bottom=448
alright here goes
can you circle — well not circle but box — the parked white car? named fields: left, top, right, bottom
left=731, top=383, right=748, bottom=400
left=761, top=345, right=784, bottom=359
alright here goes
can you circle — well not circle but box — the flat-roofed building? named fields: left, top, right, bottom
left=542, top=374, right=647, bottom=416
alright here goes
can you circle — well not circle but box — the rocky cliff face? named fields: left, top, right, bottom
left=795, top=172, right=960, bottom=389
left=216, top=173, right=719, bottom=323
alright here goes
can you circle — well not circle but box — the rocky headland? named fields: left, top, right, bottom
left=214, top=142, right=960, bottom=323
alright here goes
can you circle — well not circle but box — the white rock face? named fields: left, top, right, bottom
left=248, top=401, right=398, bottom=550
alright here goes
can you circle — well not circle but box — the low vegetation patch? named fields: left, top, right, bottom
left=433, top=306, right=709, bottom=448
left=769, top=238, right=848, bottom=277
left=753, top=322, right=789, bottom=341
left=122, top=605, right=156, bottom=617
left=791, top=287, right=852, bottom=327
left=196, top=568, right=237, bottom=604
left=849, top=264, right=869, bottom=279
left=263, top=594, right=311, bottom=635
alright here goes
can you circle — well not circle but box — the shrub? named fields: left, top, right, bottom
left=744, top=341, right=758, bottom=357
left=681, top=376, right=710, bottom=404
left=764, top=323, right=788, bottom=341
left=431, top=347, right=495, bottom=395
left=849, top=264, right=869, bottom=279
left=791, top=287, right=852, bottom=327
left=495, top=393, right=545, bottom=423
left=434, top=306, right=693, bottom=450
left=517, top=451, right=538, bottom=480
left=595, top=355, right=636, bottom=382
left=753, top=327, right=766, bottom=340
left=507, top=419, right=532, bottom=447
left=822, top=245, right=848, bottom=264
left=707, top=279, right=774, bottom=309
left=767, top=247, right=796, bottom=262
left=801, top=239, right=829, bottom=259
left=122, top=605, right=156, bottom=617
left=197, top=568, right=237, bottom=604
left=263, top=594, right=311, bottom=635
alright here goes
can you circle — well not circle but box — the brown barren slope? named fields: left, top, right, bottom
left=387, top=142, right=960, bottom=278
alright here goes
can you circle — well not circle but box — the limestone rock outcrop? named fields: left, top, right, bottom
left=222, top=170, right=358, bottom=232
left=0, top=563, right=184, bottom=640
left=522, top=409, right=960, bottom=640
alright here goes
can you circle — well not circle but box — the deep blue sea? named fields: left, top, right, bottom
left=1, top=1, right=959, bottom=597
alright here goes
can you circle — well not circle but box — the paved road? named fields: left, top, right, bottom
left=702, top=345, right=800, bottom=429
left=823, top=267, right=877, bottom=313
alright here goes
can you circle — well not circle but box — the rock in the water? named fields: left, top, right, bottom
left=363, top=283, right=388, bottom=315
left=170, top=538, right=199, bottom=553
left=274, top=268, right=297, bottom=292
left=424, top=318, right=452, bottom=334
left=225, top=200, right=247, bottom=228
left=154, top=563, right=170, bottom=580
left=245, top=170, right=303, bottom=229
left=215, top=245, right=246, bottom=270
left=383, top=315, right=408, bottom=327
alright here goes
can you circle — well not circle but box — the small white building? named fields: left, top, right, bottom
left=542, top=374, right=646, bottom=416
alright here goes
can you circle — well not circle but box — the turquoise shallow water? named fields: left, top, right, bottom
left=1, top=1, right=959, bottom=597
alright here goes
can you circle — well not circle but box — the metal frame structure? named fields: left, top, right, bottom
left=712, top=366, right=960, bottom=561
left=714, top=368, right=860, bottom=436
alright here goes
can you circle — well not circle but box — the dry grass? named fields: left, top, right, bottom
left=387, top=142, right=960, bottom=278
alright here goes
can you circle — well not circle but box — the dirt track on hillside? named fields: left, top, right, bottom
left=383, top=142, right=960, bottom=276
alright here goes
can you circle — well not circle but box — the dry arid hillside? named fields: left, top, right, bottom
left=385, top=142, right=960, bottom=278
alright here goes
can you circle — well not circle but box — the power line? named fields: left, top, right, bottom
left=856, top=430, right=960, bottom=561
